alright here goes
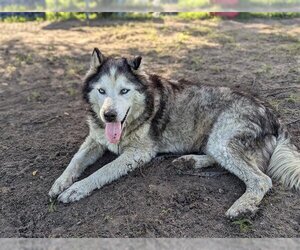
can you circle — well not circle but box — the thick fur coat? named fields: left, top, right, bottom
left=49, top=49, right=300, bottom=218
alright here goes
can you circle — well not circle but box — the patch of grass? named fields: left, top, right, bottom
left=208, top=33, right=235, bottom=45
left=48, top=199, right=57, bottom=213
left=288, top=67, right=299, bottom=74
left=118, top=13, right=157, bottom=21
left=160, top=208, right=172, bottom=217
left=148, top=29, right=159, bottom=42
left=232, top=218, right=252, bottom=233
left=208, top=65, right=225, bottom=73
left=269, top=99, right=282, bottom=111
left=277, top=43, right=300, bottom=55
left=27, top=91, right=41, bottom=102
left=2, top=16, right=28, bottom=23
left=15, top=53, right=34, bottom=65
left=67, top=87, right=77, bottom=96
left=2, top=11, right=300, bottom=23
left=65, top=57, right=86, bottom=77
left=177, top=32, right=190, bottom=44
left=103, top=215, right=113, bottom=222
left=185, top=26, right=213, bottom=36
left=45, top=12, right=89, bottom=21
left=177, top=12, right=213, bottom=20
left=254, top=63, right=273, bottom=75
left=274, top=33, right=299, bottom=43
left=5, top=64, right=17, bottom=76
left=286, top=94, right=300, bottom=104
left=190, top=56, right=204, bottom=70
left=237, top=12, right=300, bottom=20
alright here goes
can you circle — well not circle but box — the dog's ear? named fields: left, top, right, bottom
left=128, top=56, right=142, bottom=70
left=90, top=48, right=105, bottom=69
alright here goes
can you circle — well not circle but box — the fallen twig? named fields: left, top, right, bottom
left=178, top=171, right=229, bottom=178
left=264, top=90, right=293, bottom=97
left=286, top=119, right=300, bottom=126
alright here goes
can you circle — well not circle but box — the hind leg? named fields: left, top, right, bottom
left=173, top=154, right=216, bottom=169
left=206, top=136, right=272, bottom=219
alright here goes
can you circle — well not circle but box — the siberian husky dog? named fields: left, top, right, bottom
left=49, top=48, right=300, bottom=218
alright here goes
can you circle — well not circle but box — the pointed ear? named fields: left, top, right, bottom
left=90, top=48, right=105, bottom=69
left=128, top=56, right=142, bottom=70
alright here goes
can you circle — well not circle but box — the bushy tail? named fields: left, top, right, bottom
left=268, top=130, right=300, bottom=190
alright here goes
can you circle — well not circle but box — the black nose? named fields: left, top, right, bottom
left=104, top=110, right=117, bottom=122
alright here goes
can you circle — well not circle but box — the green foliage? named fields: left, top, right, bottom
left=1, top=11, right=300, bottom=23
left=27, top=91, right=41, bottom=102
left=45, top=12, right=89, bottom=21
left=48, top=199, right=57, bottom=213
left=237, top=12, right=300, bottom=19
left=2, top=16, right=28, bottom=23
left=248, top=0, right=300, bottom=4
left=232, top=218, right=253, bottom=233
left=177, top=12, right=213, bottom=20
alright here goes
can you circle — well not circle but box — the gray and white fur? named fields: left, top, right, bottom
left=49, top=49, right=300, bottom=219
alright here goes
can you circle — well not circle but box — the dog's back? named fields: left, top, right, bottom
left=147, top=75, right=300, bottom=192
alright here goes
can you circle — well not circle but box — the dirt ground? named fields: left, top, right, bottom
left=0, top=17, right=300, bottom=237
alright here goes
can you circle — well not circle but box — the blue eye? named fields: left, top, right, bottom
left=120, top=89, right=130, bottom=95
left=98, top=88, right=106, bottom=95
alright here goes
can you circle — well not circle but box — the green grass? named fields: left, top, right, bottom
left=269, top=99, right=282, bottom=111
left=0, top=12, right=157, bottom=22
left=48, top=199, right=57, bottom=213
left=286, top=94, right=300, bottom=104
left=66, top=87, right=78, bottom=96
left=1, top=11, right=300, bottom=23
left=248, top=0, right=300, bottom=4
left=27, top=91, right=41, bottom=102
left=232, top=218, right=253, bottom=233
left=237, top=12, right=300, bottom=19
left=177, top=12, right=214, bottom=20
left=45, top=12, right=100, bottom=21
left=2, top=16, right=28, bottom=23
left=15, top=53, right=34, bottom=64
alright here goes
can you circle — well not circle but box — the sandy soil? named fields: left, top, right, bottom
left=0, top=17, right=299, bottom=237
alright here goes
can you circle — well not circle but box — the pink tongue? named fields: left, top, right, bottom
left=105, top=122, right=122, bottom=144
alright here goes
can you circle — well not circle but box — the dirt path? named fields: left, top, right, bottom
left=0, top=17, right=299, bottom=237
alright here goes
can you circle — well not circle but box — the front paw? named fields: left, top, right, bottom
left=49, top=174, right=74, bottom=198
left=57, top=181, right=91, bottom=203
left=225, top=203, right=258, bottom=219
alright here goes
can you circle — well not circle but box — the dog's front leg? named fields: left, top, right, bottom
left=57, top=148, right=155, bottom=203
left=49, top=135, right=105, bottom=198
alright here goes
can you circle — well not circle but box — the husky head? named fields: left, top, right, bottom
left=83, top=48, right=147, bottom=144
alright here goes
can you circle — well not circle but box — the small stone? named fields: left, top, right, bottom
left=0, top=187, right=10, bottom=194
left=218, top=188, right=224, bottom=194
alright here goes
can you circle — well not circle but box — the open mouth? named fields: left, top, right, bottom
left=105, top=108, right=130, bottom=144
